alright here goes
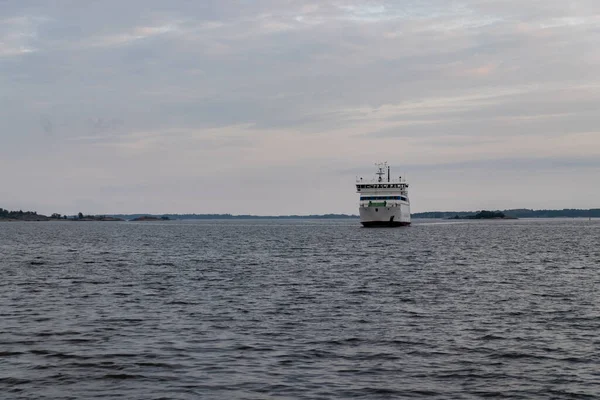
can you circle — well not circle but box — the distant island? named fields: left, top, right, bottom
left=447, top=210, right=515, bottom=220
left=0, top=208, right=123, bottom=222
left=413, top=209, right=600, bottom=219
left=131, top=216, right=170, bottom=221
left=76, top=215, right=124, bottom=222
left=0, top=208, right=51, bottom=221
left=69, top=212, right=124, bottom=221
left=110, top=213, right=357, bottom=220
left=0, top=208, right=356, bottom=221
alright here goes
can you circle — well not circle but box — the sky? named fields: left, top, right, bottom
left=1, top=0, right=599, bottom=215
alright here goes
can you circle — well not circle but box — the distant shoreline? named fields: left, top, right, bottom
left=413, top=209, right=600, bottom=219
left=2, top=208, right=599, bottom=222
left=107, top=209, right=600, bottom=220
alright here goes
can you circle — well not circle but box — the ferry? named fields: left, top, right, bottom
left=356, top=163, right=411, bottom=227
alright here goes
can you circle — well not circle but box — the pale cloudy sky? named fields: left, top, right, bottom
left=1, top=0, right=599, bottom=215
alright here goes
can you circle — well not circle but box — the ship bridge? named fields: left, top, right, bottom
left=356, top=177, right=408, bottom=194
left=356, top=181, right=408, bottom=192
left=355, top=162, right=408, bottom=191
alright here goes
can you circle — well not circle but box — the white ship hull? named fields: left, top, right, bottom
left=359, top=204, right=411, bottom=227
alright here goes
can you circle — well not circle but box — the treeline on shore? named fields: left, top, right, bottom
left=413, top=209, right=600, bottom=219
left=109, top=213, right=358, bottom=220
left=1, top=208, right=357, bottom=221
left=0, top=208, right=49, bottom=221
left=0, top=208, right=122, bottom=221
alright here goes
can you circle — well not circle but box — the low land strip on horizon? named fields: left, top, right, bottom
left=2, top=207, right=600, bottom=221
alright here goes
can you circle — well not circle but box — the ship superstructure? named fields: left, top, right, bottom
left=356, top=162, right=411, bottom=227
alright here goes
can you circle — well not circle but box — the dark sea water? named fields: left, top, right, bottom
left=1, top=219, right=600, bottom=399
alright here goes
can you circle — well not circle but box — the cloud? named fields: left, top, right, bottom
left=85, top=22, right=182, bottom=48
left=0, top=15, right=46, bottom=56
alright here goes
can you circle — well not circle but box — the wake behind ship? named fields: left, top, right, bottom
left=356, top=163, right=411, bottom=227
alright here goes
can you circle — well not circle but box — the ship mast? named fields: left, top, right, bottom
left=375, top=162, right=387, bottom=182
